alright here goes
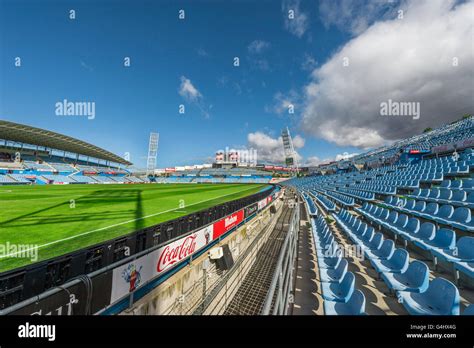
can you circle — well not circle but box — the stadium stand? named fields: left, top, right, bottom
left=283, top=117, right=474, bottom=315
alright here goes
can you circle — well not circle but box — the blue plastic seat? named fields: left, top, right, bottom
left=462, top=179, right=474, bottom=191
left=432, top=204, right=454, bottom=224
left=381, top=260, right=429, bottom=293
left=321, top=271, right=355, bottom=302
left=316, top=234, right=335, bottom=250
left=324, top=289, right=366, bottom=315
left=449, top=207, right=471, bottom=230
left=440, top=180, right=451, bottom=189
left=405, top=222, right=435, bottom=243
left=356, top=227, right=374, bottom=245
left=382, top=211, right=398, bottom=228
left=365, top=239, right=395, bottom=260
left=418, top=189, right=430, bottom=198
left=361, top=232, right=383, bottom=250
left=465, top=193, right=474, bottom=209
left=320, top=259, right=348, bottom=283
left=462, top=304, right=474, bottom=315
left=397, top=278, right=460, bottom=315
left=412, top=201, right=426, bottom=213
left=455, top=261, right=474, bottom=279
left=371, top=248, right=409, bottom=273
left=414, top=228, right=456, bottom=252
left=388, top=214, right=408, bottom=234
left=418, top=202, right=439, bottom=219
left=451, top=190, right=467, bottom=204
left=317, top=240, right=340, bottom=259
left=427, top=189, right=440, bottom=201
left=403, top=200, right=416, bottom=211
left=450, top=180, right=463, bottom=189
left=436, top=188, right=453, bottom=204
left=375, top=209, right=389, bottom=223
left=396, top=217, right=420, bottom=238
left=431, top=236, right=474, bottom=263
left=319, top=255, right=342, bottom=269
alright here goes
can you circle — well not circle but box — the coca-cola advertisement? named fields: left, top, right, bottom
left=212, top=210, right=244, bottom=240
left=155, top=226, right=211, bottom=274
left=110, top=225, right=213, bottom=303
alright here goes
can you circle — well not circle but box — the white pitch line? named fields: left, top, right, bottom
left=0, top=185, right=260, bottom=258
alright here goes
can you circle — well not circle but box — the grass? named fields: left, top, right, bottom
left=0, top=183, right=267, bottom=272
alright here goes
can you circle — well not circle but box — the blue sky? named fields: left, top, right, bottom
left=1, top=0, right=472, bottom=168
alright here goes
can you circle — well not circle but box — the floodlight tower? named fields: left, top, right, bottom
left=146, top=132, right=159, bottom=176
left=281, top=127, right=299, bottom=175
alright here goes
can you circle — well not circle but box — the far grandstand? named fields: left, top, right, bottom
left=0, top=120, right=283, bottom=185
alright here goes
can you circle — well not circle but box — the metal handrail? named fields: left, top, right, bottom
left=262, top=200, right=300, bottom=315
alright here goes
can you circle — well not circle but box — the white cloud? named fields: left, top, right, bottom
left=80, top=60, right=93, bottom=72
left=248, top=40, right=270, bottom=54
left=247, top=41, right=271, bottom=71
left=197, top=48, right=209, bottom=57
left=304, top=156, right=323, bottom=166
left=247, top=131, right=304, bottom=164
left=301, top=0, right=474, bottom=148
left=319, top=0, right=400, bottom=35
left=178, top=76, right=211, bottom=118
left=265, top=90, right=300, bottom=115
left=302, top=152, right=358, bottom=167
left=282, top=0, right=309, bottom=38
left=335, top=152, right=359, bottom=161
left=178, top=76, right=202, bottom=102
left=301, top=53, right=317, bottom=71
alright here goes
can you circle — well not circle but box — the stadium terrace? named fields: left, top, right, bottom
left=0, top=116, right=473, bottom=320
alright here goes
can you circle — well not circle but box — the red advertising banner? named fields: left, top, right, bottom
left=212, top=210, right=244, bottom=240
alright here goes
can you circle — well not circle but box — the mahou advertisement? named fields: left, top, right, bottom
left=212, top=210, right=244, bottom=240
left=110, top=225, right=213, bottom=303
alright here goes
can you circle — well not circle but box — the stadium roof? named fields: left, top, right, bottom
left=0, top=120, right=132, bottom=165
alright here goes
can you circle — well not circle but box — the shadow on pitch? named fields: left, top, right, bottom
left=0, top=188, right=145, bottom=231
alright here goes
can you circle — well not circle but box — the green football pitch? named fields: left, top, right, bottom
left=0, top=183, right=267, bottom=272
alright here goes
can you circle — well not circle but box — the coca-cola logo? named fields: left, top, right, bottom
left=156, top=234, right=197, bottom=273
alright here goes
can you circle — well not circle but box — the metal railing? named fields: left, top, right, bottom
left=262, top=199, right=300, bottom=315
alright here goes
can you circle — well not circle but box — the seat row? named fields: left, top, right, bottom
left=440, top=178, right=474, bottom=191
left=320, top=190, right=354, bottom=207
left=384, top=196, right=473, bottom=232
left=302, top=193, right=318, bottom=216
left=405, top=188, right=474, bottom=208
left=349, top=183, right=397, bottom=195
left=311, top=215, right=366, bottom=315
left=336, top=187, right=375, bottom=201
left=312, top=192, right=336, bottom=212
left=333, top=209, right=463, bottom=315
left=356, top=203, right=474, bottom=282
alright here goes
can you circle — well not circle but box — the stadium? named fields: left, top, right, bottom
left=1, top=116, right=474, bottom=318
left=1, top=0, right=473, bottom=346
